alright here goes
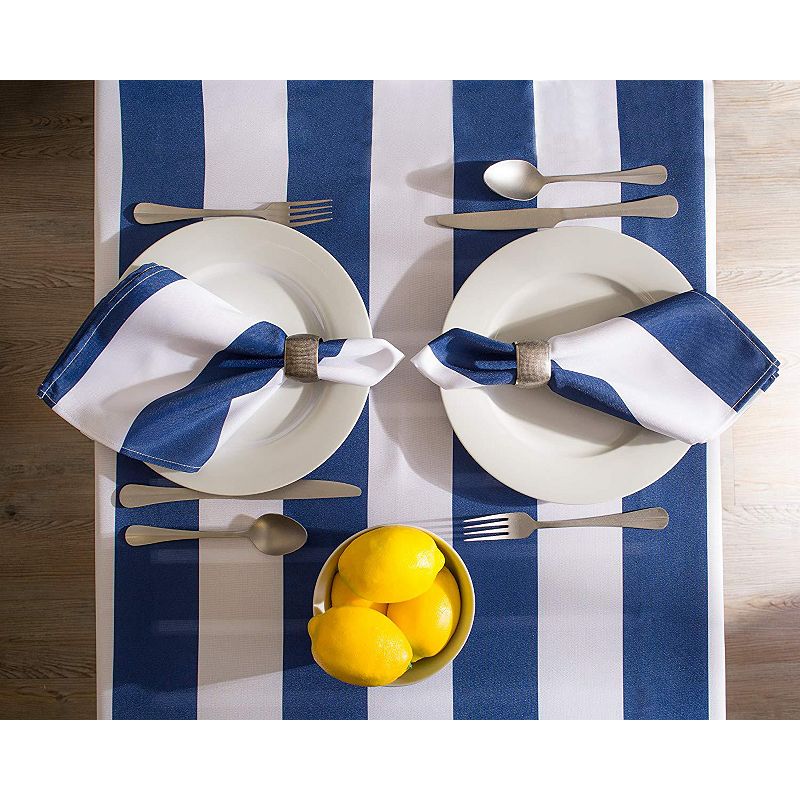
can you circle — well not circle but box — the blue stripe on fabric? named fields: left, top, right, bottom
left=626, top=291, right=778, bottom=410
left=113, top=80, right=205, bottom=719
left=622, top=446, right=708, bottom=719
left=122, top=321, right=286, bottom=472
left=453, top=81, right=538, bottom=294
left=451, top=80, right=538, bottom=720
left=549, top=361, right=639, bottom=426
left=38, top=264, right=183, bottom=407
left=318, top=339, right=346, bottom=359
left=617, top=80, right=709, bottom=719
left=282, top=80, right=373, bottom=720
left=429, top=328, right=516, bottom=385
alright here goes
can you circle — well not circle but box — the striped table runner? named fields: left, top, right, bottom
left=94, top=80, right=723, bottom=719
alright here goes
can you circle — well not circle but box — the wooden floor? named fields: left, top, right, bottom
left=716, top=82, right=800, bottom=718
left=0, top=81, right=797, bottom=719
left=0, top=81, right=95, bottom=718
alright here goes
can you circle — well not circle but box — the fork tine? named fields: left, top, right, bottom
left=464, top=533, right=511, bottom=542
left=463, top=526, right=509, bottom=537
left=463, top=513, right=509, bottom=525
left=289, top=208, right=333, bottom=220
left=463, top=519, right=510, bottom=531
left=287, top=199, right=332, bottom=206
left=289, top=204, right=332, bottom=214
left=289, top=217, right=332, bottom=228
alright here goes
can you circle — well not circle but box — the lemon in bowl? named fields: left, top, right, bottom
left=330, top=573, right=387, bottom=614
left=307, top=606, right=412, bottom=686
left=311, top=525, right=475, bottom=687
left=338, top=524, right=445, bottom=603
left=387, top=566, right=461, bottom=662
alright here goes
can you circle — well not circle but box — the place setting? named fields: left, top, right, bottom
left=38, top=80, right=779, bottom=720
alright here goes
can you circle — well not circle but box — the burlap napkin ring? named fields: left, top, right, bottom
left=284, top=334, right=321, bottom=383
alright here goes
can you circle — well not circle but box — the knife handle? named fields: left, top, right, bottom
left=119, top=485, right=206, bottom=507
left=561, top=195, right=678, bottom=223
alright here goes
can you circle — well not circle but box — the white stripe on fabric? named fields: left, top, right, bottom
left=549, top=316, right=735, bottom=444
left=95, top=81, right=123, bottom=303
left=95, top=443, right=117, bottom=721
left=410, top=345, right=482, bottom=390
left=703, top=80, right=726, bottom=720
left=533, top=80, right=622, bottom=230
left=317, top=338, right=403, bottom=386
left=533, top=80, right=624, bottom=719
left=197, top=498, right=284, bottom=719
left=94, top=80, right=122, bottom=720
left=202, top=80, right=289, bottom=209
left=536, top=502, right=624, bottom=719
left=52, top=279, right=254, bottom=454
left=367, top=80, right=455, bottom=719
left=197, top=80, right=288, bottom=720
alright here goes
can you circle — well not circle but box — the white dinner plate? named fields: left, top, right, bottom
left=123, top=217, right=371, bottom=495
left=442, top=226, right=692, bottom=504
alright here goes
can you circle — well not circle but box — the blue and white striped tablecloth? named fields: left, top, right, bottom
left=94, top=80, right=723, bottom=719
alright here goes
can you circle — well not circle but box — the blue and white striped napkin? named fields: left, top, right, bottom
left=413, top=290, right=778, bottom=444
left=38, top=263, right=402, bottom=472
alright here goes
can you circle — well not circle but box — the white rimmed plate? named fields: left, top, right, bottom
left=122, top=217, right=370, bottom=495
left=442, top=226, right=692, bottom=504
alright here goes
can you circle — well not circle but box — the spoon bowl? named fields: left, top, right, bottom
left=247, top=513, right=308, bottom=555
left=484, top=160, right=668, bottom=201
left=484, top=159, right=547, bottom=201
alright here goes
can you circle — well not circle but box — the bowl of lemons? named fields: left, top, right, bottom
left=310, top=525, right=475, bottom=686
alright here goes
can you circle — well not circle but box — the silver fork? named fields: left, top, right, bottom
left=462, top=507, right=669, bottom=542
left=133, top=200, right=332, bottom=228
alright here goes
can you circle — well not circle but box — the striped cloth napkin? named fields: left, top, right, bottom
left=37, top=263, right=402, bottom=472
left=413, top=290, right=778, bottom=444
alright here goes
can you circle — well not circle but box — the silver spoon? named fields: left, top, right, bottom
left=483, top=160, right=668, bottom=201
left=124, top=513, right=308, bottom=556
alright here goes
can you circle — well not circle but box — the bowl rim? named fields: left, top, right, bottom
left=311, top=525, right=476, bottom=686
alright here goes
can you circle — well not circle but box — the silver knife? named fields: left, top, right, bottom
left=435, top=195, right=678, bottom=230
left=119, top=480, right=361, bottom=508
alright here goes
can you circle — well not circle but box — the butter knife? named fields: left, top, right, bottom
left=435, top=195, right=678, bottom=230
left=119, top=480, right=361, bottom=508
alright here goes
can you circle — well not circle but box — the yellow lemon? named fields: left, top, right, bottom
left=307, top=606, right=412, bottom=686
left=338, top=525, right=445, bottom=603
left=387, top=567, right=461, bottom=661
left=330, top=572, right=387, bottom=614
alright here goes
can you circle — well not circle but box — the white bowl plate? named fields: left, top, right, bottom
left=442, top=226, right=692, bottom=504
left=123, top=217, right=371, bottom=495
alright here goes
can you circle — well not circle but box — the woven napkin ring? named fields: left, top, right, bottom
left=284, top=334, right=321, bottom=383
left=514, top=340, right=551, bottom=388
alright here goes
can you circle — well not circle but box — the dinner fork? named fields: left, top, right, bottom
left=133, top=199, right=332, bottom=228
left=462, top=507, right=669, bottom=541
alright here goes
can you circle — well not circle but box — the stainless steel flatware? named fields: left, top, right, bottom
left=435, top=195, right=678, bottom=230
left=125, top=513, right=308, bottom=555
left=133, top=200, right=332, bottom=228
left=118, top=479, right=361, bottom=508
left=462, top=507, right=669, bottom=542
left=484, top=159, right=668, bottom=201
